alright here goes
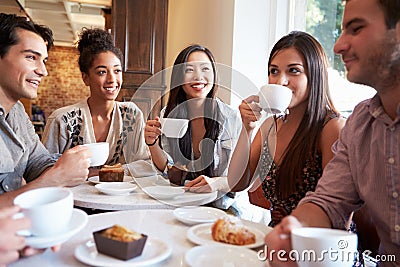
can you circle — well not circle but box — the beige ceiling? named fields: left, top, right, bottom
left=0, top=0, right=110, bottom=46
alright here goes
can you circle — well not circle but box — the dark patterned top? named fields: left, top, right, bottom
left=259, top=114, right=337, bottom=227
left=260, top=139, right=322, bottom=227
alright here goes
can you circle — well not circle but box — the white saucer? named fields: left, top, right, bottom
left=159, top=191, right=218, bottom=207
left=142, top=186, right=185, bottom=200
left=95, top=183, right=137, bottom=196
left=173, top=206, right=226, bottom=225
left=186, top=222, right=265, bottom=248
left=185, top=245, right=267, bottom=267
left=88, top=176, right=134, bottom=184
left=26, top=209, right=88, bottom=249
left=74, top=237, right=172, bottom=267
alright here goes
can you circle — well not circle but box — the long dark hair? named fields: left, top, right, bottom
left=268, top=31, right=338, bottom=198
left=76, top=28, right=123, bottom=73
left=164, top=44, right=221, bottom=179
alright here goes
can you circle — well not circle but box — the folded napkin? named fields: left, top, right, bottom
left=126, top=160, right=159, bottom=178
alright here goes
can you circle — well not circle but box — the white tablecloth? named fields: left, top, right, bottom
left=10, top=209, right=271, bottom=267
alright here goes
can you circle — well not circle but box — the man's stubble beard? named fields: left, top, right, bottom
left=370, top=30, right=400, bottom=91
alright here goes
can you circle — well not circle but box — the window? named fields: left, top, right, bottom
left=305, top=0, right=375, bottom=115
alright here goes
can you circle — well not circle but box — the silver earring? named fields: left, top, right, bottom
left=281, top=108, right=289, bottom=123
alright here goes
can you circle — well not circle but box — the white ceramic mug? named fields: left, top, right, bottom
left=258, top=84, right=292, bottom=114
left=291, top=227, right=358, bottom=267
left=13, top=187, right=73, bottom=237
left=160, top=118, right=189, bottom=138
left=82, top=142, right=109, bottom=166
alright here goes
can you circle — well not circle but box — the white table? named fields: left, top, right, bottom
left=70, top=175, right=218, bottom=211
left=10, top=209, right=271, bottom=267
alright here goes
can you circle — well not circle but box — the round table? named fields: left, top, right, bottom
left=70, top=175, right=218, bottom=211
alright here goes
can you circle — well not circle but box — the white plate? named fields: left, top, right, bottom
left=161, top=191, right=218, bottom=206
left=187, top=222, right=265, bottom=249
left=126, top=160, right=158, bottom=178
left=134, top=175, right=171, bottom=187
left=142, top=186, right=185, bottom=200
left=88, top=176, right=134, bottom=184
left=95, top=183, right=137, bottom=196
left=74, top=237, right=172, bottom=267
left=25, top=209, right=88, bottom=249
left=147, top=190, right=218, bottom=207
left=185, top=245, right=267, bottom=267
left=173, top=206, right=226, bottom=225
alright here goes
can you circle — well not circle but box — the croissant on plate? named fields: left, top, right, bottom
left=211, top=217, right=256, bottom=245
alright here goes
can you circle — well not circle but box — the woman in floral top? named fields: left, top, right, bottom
left=42, top=28, right=150, bottom=177
left=186, top=31, right=346, bottom=226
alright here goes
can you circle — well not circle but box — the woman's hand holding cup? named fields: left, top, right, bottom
left=145, top=117, right=162, bottom=146
left=239, top=95, right=263, bottom=132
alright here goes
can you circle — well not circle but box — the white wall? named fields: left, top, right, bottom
left=230, top=0, right=269, bottom=108
left=166, top=0, right=235, bottom=67
left=166, top=0, right=235, bottom=103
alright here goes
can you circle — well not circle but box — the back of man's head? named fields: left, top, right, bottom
left=0, top=13, right=54, bottom=58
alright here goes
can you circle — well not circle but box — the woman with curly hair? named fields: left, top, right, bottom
left=42, top=28, right=150, bottom=177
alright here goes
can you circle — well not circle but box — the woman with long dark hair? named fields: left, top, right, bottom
left=145, top=44, right=241, bottom=210
left=187, top=31, right=346, bottom=226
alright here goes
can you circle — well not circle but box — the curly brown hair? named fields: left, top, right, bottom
left=76, top=28, right=123, bottom=73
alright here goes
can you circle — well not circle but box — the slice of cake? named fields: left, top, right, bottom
left=99, top=163, right=124, bottom=182
left=93, top=224, right=148, bottom=260
left=101, top=225, right=143, bottom=242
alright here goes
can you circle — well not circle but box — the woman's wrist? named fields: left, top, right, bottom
left=146, top=137, right=158, bottom=146
left=204, top=176, right=230, bottom=191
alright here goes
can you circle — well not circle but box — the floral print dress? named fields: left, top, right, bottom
left=259, top=120, right=323, bottom=227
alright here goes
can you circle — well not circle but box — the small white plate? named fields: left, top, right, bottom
left=25, top=209, right=88, bottom=249
left=74, top=237, right=172, bottom=267
left=186, top=222, right=265, bottom=248
left=156, top=191, right=218, bottom=207
left=88, top=176, right=134, bottom=184
left=173, top=206, right=226, bottom=225
left=95, top=183, right=137, bottom=196
left=142, top=186, right=185, bottom=200
left=185, top=245, right=267, bottom=267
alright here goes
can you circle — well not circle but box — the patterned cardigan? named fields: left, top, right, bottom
left=42, top=99, right=151, bottom=173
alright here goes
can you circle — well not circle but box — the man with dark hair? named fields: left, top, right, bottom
left=265, top=0, right=400, bottom=266
left=0, top=13, right=90, bottom=264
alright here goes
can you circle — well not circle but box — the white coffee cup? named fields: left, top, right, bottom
left=258, top=84, right=292, bottom=114
left=82, top=142, right=109, bottom=166
left=13, top=187, right=73, bottom=237
left=160, top=118, right=189, bottom=138
left=291, top=227, right=358, bottom=267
